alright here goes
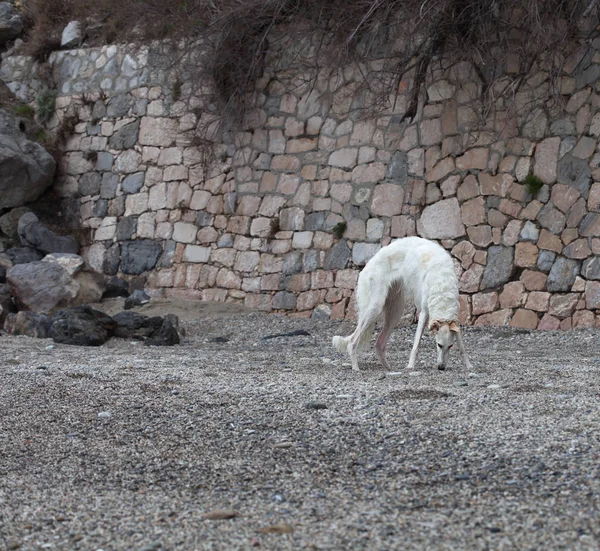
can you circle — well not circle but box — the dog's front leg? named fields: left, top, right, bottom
left=406, top=311, right=427, bottom=370
left=456, top=331, right=473, bottom=370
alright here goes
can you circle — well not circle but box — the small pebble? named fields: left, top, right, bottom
left=387, top=371, right=404, bottom=377
left=408, top=371, right=421, bottom=377
left=306, top=402, right=328, bottom=410
left=98, top=411, right=112, bottom=419
left=453, top=380, right=468, bottom=387
left=139, top=542, right=162, bottom=551
left=487, top=384, right=501, bottom=389
left=274, top=442, right=292, bottom=449
left=335, top=394, right=353, bottom=399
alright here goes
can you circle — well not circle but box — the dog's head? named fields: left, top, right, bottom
left=429, top=320, right=460, bottom=370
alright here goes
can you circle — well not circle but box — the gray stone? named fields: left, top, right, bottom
left=282, top=251, right=303, bottom=274
left=107, top=94, right=133, bottom=118
left=537, top=250, right=556, bottom=272
left=96, top=152, right=114, bottom=171
left=133, top=99, right=148, bottom=116
left=0, top=133, right=56, bottom=210
left=537, top=204, right=566, bottom=235
left=560, top=136, right=577, bottom=159
left=579, top=213, right=600, bottom=236
left=4, top=246, right=43, bottom=264
left=304, top=212, right=326, bottom=231
left=272, top=291, right=297, bottom=310
left=388, top=151, right=408, bottom=184
left=576, top=63, right=600, bottom=89
left=78, top=172, right=101, bottom=196
left=0, top=2, right=23, bottom=44
left=303, top=250, right=320, bottom=272
left=547, top=257, right=580, bottom=292
left=557, top=155, right=591, bottom=197
left=196, top=211, right=214, bottom=227
left=7, top=261, right=78, bottom=314
left=42, top=253, right=84, bottom=276
left=103, top=244, right=121, bottom=275
left=0, top=206, right=31, bottom=241
left=61, top=21, right=83, bottom=48
left=121, top=240, right=162, bottom=275
left=116, top=216, right=138, bottom=241
left=3, top=310, right=51, bottom=338
left=124, top=289, right=150, bottom=310
left=520, top=221, right=539, bottom=242
left=160, top=240, right=176, bottom=267
left=92, top=100, right=106, bottom=121
left=100, top=173, right=119, bottom=199
left=217, top=234, right=233, bottom=248
left=121, top=172, right=145, bottom=194
left=352, top=243, right=381, bottom=266
left=18, top=213, right=79, bottom=255
left=108, top=120, right=140, bottom=150
left=324, top=239, right=350, bottom=270
left=481, top=246, right=515, bottom=290
left=93, top=199, right=108, bottom=217
left=311, top=304, right=331, bottom=320
left=50, top=306, right=116, bottom=346
left=279, top=207, right=304, bottom=231
left=550, top=118, right=575, bottom=136
left=582, top=256, right=600, bottom=280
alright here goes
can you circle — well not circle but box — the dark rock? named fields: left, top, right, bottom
left=103, top=276, right=130, bottom=299
left=129, top=277, right=147, bottom=292
left=160, top=240, right=177, bottom=267
left=7, top=261, right=77, bottom=314
left=557, top=155, right=591, bottom=197
left=121, top=240, right=162, bottom=275
left=116, top=216, right=138, bottom=241
left=93, top=199, right=108, bottom=217
left=303, top=249, right=320, bottom=272
left=144, top=319, right=180, bottom=346
left=0, top=264, right=5, bottom=283
left=0, top=131, right=56, bottom=209
left=324, top=239, right=350, bottom=270
left=537, top=250, right=556, bottom=273
left=536, top=204, right=566, bottom=235
left=0, top=282, right=15, bottom=323
left=49, top=306, right=117, bottom=346
left=100, top=173, right=119, bottom=199
left=92, top=100, right=106, bottom=121
left=18, top=213, right=79, bottom=255
left=121, top=172, right=145, bottom=194
left=107, top=94, right=133, bottom=118
left=481, top=246, right=515, bottom=290
left=582, top=256, right=600, bottom=280
left=0, top=3, right=23, bottom=44
left=547, top=257, right=580, bottom=292
left=304, top=212, right=326, bottom=231
left=78, top=172, right=101, bottom=196
left=210, top=336, right=229, bottom=343
left=95, top=151, right=113, bottom=171
left=262, top=329, right=310, bottom=340
left=113, top=311, right=163, bottom=339
left=124, top=289, right=150, bottom=310
left=282, top=251, right=303, bottom=274
left=103, top=243, right=121, bottom=275
left=0, top=206, right=31, bottom=242
left=306, top=402, right=328, bottom=410
left=272, top=291, right=297, bottom=310
left=388, top=151, right=408, bottom=184
left=4, top=246, right=43, bottom=264
left=108, top=120, right=140, bottom=150
left=3, top=311, right=51, bottom=338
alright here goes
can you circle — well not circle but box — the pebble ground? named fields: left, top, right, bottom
left=1, top=303, right=599, bottom=550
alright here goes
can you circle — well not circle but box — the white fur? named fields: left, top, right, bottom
left=332, top=236, right=472, bottom=371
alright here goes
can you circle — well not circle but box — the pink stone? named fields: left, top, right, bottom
left=297, top=290, right=321, bottom=310
left=461, top=197, right=486, bottom=226
left=441, top=175, right=461, bottom=197
left=588, top=182, right=600, bottom=211
left=498, top=199, right=522, bottom=218
left=457, top=175, right=479, bottom=201
left=335, top=270, right=359, bottom=289
left=510, top=309, right=539, bottom=329
left=515, top=242, right=538, bottom=268
left=519, top=200, right=543, bottom=220
left=467, top=225, right=493, bottom=247
left=533, top=137, right=560, bottom=184
left=455, top=148, right=489, bottom=170
left=459, top=264, right=485, bottom=293
left=271, top=155, right=301, bottom=172
left=419, top=118, right=442, bottom=146
left=352, top=162, right=386, bottom=184
left=479, top=173, right=513, bottom=197
left=245, top=293, right=273, bottom=311
left=458, top=294, right=471, bottom=325
left=573, top=310, right=595, bottom=328
left=418, top=198, right=465, bottom=239
left=585, top=280, right=600, bottom=309
left=520, top=270, right=547, bottom=291
left=563, top=238, right=591, bottom=259
left=499, top=282, right=527, bottom=309
left=488, top=209, right=508, bottom=228
left=472, top=292, right=499, bottom=315
left=236, top=196, right=262, bottom=216
left=426, top=157, right=455, bottom=182
left=474, top=309, right=513, bottom=326
left=371, top=184, right=404, bottom=217
left=538, top=314, right=560, bottom=330
left=551, top=184, right=580, bottom=213
left=548, top=293, right=579, bottom=318
left=391, top=215, right=416, bottom=238
left=537, top=230, right=563, bottom=253
left=525, top=291, right=550, bottom=312
left=503, top=220, right=524, bottom=246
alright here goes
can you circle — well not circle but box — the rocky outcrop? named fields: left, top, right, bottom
left=18, top=213, right=80, bottom=255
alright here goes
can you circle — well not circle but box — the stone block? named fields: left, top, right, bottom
left=525, top=291, right=550, bottom=312
left=547, top=257, right=580, bottom=292
left=481, top=246, right=514, bottom=289
left=499, top=282, right=527, bottom=309
left=585, top=280, right=600, bottom=309
left=352, top=243, right=380, bottom=266
left=474, top=309, right=513, bottom=326
left=472, top=292, right=498, bottom=315
left=370, top=183, right=404, bottom=217
left=172, top=222, right=197, bottom=243
left=510, top=309, right=539, bottom=329
left=515, top=242, right=538, bottom=268
left=418, top=198, right=465, bottom=239
left=533, top=137, right=560, bottom=184
left=461, top=197, right=486, bottom=226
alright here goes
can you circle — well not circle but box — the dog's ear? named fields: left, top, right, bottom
left=429, top=321, right=440, bottom=333
left=449, top=321, right=460, bottom=333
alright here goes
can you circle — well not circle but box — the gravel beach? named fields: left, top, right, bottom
left=1, top=300, right=599, bottom=550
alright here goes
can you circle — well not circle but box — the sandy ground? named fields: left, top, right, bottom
left=1, top=300, right=599, bottom=551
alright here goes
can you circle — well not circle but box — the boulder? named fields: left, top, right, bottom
left=3, top=311, right=51, bottom=338
left=144, top=318, right=180, bottom=346
left=0, top=2, right=23, bottom=44
left=0, top=282, right=15, bottom=323
left=124, top=289, right=150, bottom=310
left=113, top=311, right=163, bottom=339
left=102, top=276, right=130, bottom=299
left=61, top=21, right=83, bottom=48
left=18, top=213, right=80, bottom=254
left=0, top=206, right=31, bottom=242
left=3, top=246, right=43, bottom=264
left=0, top=134, right=56, bottom=210
left=42, top=253, right=84, bottom=276
left=49, top=306, right=116, bottom=346
left=7, top=261, right=78, bottom=314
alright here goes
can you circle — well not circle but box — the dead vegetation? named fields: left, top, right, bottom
left=17, top=0, right=600, bottom=137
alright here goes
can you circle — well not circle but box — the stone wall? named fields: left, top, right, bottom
left=2, top=38, right=600, bottom=329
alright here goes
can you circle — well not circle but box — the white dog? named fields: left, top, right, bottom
left=332, top=236, right=472, bottom=371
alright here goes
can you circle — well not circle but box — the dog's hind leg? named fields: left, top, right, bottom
left=347, top=299, right=386, bottom=371
left=375, top=285, right=404, bottom=370
left=456, top=330, right=473, bottom=370
left=406, top=310, right=428, bottom=370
